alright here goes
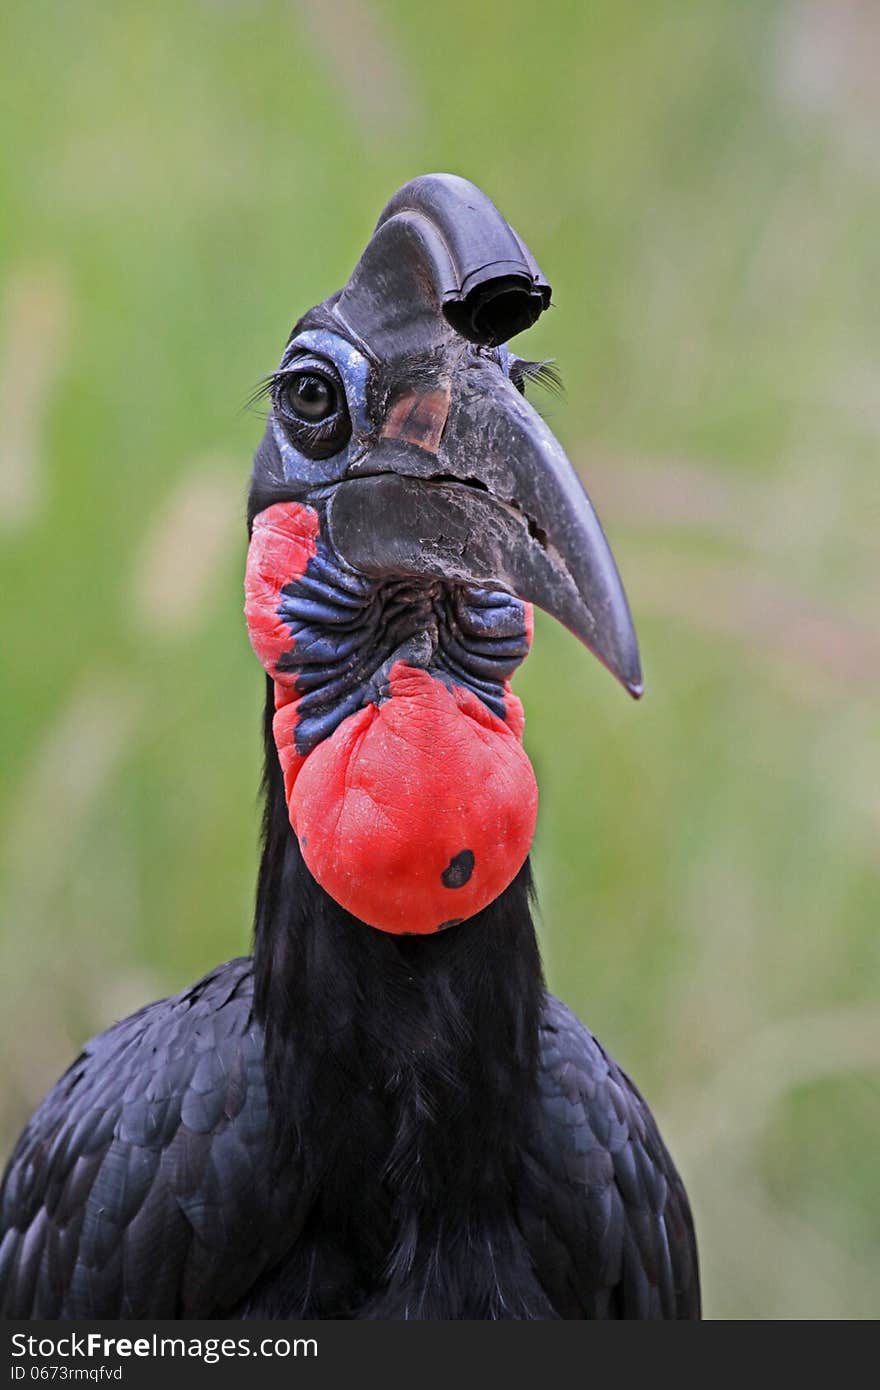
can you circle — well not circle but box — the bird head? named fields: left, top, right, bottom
left=245, top=174, right=641, bottom=935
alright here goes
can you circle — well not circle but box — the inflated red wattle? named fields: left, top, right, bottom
left=245, top=501, right=538, bottom=935
left=291, top=663, right=537, bottom=934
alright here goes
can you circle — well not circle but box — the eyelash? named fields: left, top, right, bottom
left=509, top=358, right=564, bottom=397
left=243, top=374, right=279, bottom=414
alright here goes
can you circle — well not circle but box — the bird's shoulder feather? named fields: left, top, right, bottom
left=0, top=958, right=300, bottom=1318
left=520, top=994, right=700, bottom=1318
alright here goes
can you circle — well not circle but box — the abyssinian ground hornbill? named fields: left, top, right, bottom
left=0, top=175, right=700, bottom=1320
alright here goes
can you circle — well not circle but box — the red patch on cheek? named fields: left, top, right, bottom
left=244, top=502, right=319, bottom=681
left=381, top=385, right=451, bottom=453
left=289, top=663, right=538, bottom=935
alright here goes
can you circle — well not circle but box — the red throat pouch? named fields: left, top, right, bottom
left=287, top=663, right=537, bottom=934
left=246, top=503, right=537, bottom=935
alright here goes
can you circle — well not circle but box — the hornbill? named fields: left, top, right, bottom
left=0, top=175, right=700, bottom=1320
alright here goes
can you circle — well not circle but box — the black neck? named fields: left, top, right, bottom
left=252, top=678, right=545, bottom=1215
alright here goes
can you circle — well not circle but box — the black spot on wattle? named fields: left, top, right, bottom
left=441, top=849, right=475, bottom=889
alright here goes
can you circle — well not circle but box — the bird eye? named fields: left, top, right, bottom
left=283, top=371, right=337, bottom=423
left=274, top=359, right=352, bottom=459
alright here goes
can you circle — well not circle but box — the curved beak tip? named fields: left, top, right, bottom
left=605, top=651, right=643, bottom=701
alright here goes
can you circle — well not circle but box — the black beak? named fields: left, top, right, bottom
left=324, top=357, right=642, bottom=697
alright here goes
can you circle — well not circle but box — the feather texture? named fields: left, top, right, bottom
left=1, top=697, right=699, bottom=1317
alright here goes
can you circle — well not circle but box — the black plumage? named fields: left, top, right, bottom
left=0, top=174, right=700, bottom=1319
left=0, top=825, right=698, bottom=1318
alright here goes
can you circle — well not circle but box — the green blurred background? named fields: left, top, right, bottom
left=1, top=0, right=878, bottom=1319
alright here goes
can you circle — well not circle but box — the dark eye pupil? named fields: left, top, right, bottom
left=275, top=360, right=351, bottom=459
left=287, top=373, right=335, bottom=422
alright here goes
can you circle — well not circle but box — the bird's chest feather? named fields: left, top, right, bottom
left=239, top=1063, right=554, bottom=1321
left=249, top=878, right=552, bottom=1320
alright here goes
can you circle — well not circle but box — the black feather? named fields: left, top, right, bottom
left=0, top=690, right=699, bottom=1318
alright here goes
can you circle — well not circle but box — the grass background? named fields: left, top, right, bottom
left=1, top=0, right=878, bottom=1318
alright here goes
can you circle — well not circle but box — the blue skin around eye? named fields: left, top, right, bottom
left=272, top=329, right=373, bottom=487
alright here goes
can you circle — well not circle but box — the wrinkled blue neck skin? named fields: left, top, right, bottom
left=271, top=329, right=373, bottom=487
left=269, top=327, right=527, bottom=756
left=277, top=537, right=529, bottom=757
